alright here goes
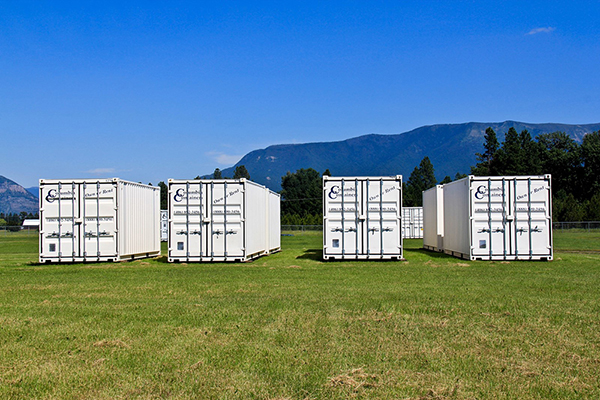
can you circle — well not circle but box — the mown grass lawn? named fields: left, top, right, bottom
left=0, top=230, right=599, bottom=399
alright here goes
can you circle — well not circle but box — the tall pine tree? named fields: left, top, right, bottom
left=404, top=156, right=436, bottom=206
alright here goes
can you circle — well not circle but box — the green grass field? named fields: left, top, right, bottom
left=0, top=230, right=599, bottom=399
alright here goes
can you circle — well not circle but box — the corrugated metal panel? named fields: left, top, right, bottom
left=168, top=179, right=279, bottom=262
left=423, top=185, right=444, bottom=251
left=323, top=176, right=403, bottom=260
left=267, top=189, right=281, bottom=253
left=118, top=181, right=160, bottom=259
left=402, top=207, right=423, bottom=238
left=443, top=175, right=553, bottom=260
left=245, top=181, right=267, bottom=258
left=39, top=179, right=160, bottom=263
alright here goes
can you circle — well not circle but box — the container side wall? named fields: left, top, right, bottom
left=423, top=186, right=443, bottom=251
left=267, top=190, right=281, bottom=252
left=443, top=178, right=471, bottom=257
left=117, top=181, right=160, bottom=260
left=244, top=181, right=267, bottom=258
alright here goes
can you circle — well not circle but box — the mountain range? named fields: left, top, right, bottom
left=0, top=176, right=39, bottom=215
left=218, top=121, right=600, bottom=191
left=3, top=121, right=600, bottom=213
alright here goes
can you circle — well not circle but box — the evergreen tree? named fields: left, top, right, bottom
left=404, top=156, right=437, bottom=206
left=323, top=169, right=331, bottom=176
left=280, top=168, right=322, bottom=216
left=493, top=127, right=521, bottom=174
left=581, top=131, right=600, bottom=197
left=537, top=132, right=581, bottom=197
left=213, top=168, right=223, bottom=179
left=233, top=165, right=250, bottom=180
left=585, top=190, right=600, bottom=220
left=439, top=176, right=452, bottom=184
left=158, top=181, right=168, bottom=210
left=471, top=127, right=499, bottom=175
left=519, top=129, right=542, bottom=175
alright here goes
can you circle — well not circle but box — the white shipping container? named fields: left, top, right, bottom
left=160, top=210, right=168, bottom=241
left=323, top=176, right=403, bottom=260
left=423, top=185, right=444, bottom=252
left=168, top=179, right=280, bottom=262
left=402, top=207, right=423, bottom=239
left=443, top=175, right=553, bottom=261
left=39, top=179, right=160, bottom=263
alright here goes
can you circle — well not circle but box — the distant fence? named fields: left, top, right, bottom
left=0, top=226, right=38, bottom=235
left=552, top=221, right=600, bottom=231
left=281, top=223, right=600, bottom=233
left=281, top=225, right=322, bottom=232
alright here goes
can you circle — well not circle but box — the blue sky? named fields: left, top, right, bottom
left=2, top=1, right=599, bottom=188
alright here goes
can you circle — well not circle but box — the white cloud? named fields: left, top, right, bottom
left=206, top=152, right=243, bottom=166
left=86, top=168, right=116, bottom=175
left=527, top=27, right=556, bottom=35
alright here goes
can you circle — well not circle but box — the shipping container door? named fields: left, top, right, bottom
left=40, top=182, right=81, bottom=259
left=471, top=179, right=511, bottom=258
left=206, top=182, right=244, bottom=259
left=364, top=179, right=401, bottom=256
left=170, top=182, right=204, bottom=260
left=80, top=182, right=118, bottom=259
left=324, top=179, right=362, bottom=256
left=402, top=207, right=423, bottom=239
left=512, top=178, right=552, bottom=258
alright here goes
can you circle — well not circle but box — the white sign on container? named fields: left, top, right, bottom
left=160, top=210, right=168, bottom=241
left=402, top=207, right=423, bottom=239
left=39, top=179, right=160, bottom=263
left=423, top=185, right=444, bottom=252
left=443, top=175, right=553, bottom=261
left=323, top=176, right=403, bottom=260
left=168, top=179, right=280, bottom=262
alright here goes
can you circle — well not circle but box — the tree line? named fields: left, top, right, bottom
left=470, top=128, right=600, bottom=221
left=0, top=212, right=38, bottom=229
left=153, top=127, right=599, bottom=222
left=277, top=127, right=600, bottom=222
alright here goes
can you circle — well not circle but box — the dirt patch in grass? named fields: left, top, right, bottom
left=425, top=260, right=440, bottom=268
left=328, top=368, right=378, bottom=391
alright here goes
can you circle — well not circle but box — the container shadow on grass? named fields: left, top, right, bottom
left=296, top=249, right=323, bottom=261
left=404, top=247, right=456, bottom=259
